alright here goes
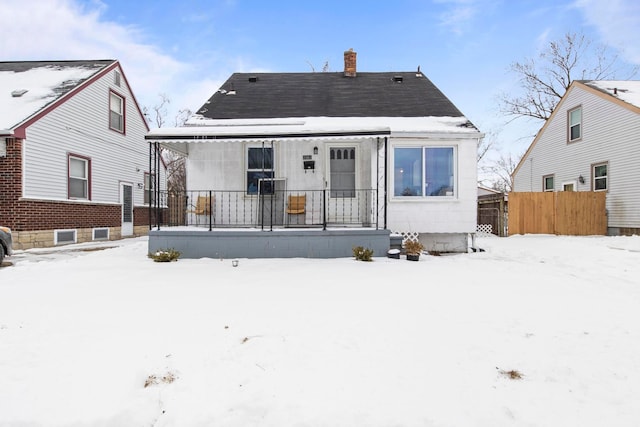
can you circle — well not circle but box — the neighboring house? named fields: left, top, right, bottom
left=146, top=50, right=483, bottom=257
left=0, top=60, right=163, bottom=249
left=512, top=79, right=640, bottom=235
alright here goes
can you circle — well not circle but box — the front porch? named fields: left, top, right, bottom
left=148, top=188, right=391, bottom=258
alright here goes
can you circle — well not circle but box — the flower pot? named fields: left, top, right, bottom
left=406, top=254, right=420, bottom=261
left=387, top=249, right=401, bottom=259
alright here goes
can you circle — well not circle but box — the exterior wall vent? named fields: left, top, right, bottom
left=11, top=89, right=28, bottom=97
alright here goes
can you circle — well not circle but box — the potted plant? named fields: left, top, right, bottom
left=404, top=239, right=424, bottom=261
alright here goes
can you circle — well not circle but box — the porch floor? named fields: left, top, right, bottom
left=148, top=227, right=391, bottom=259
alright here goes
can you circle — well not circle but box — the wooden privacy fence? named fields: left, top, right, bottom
left=509, top=192, right=607, bottom=236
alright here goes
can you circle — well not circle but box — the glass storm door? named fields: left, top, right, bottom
left=121, top=183, right=133, bottom=236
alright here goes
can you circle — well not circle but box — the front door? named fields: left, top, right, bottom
left=327, top=146, right=359, bottom=224
left=120, top=183, right=133, bottom=236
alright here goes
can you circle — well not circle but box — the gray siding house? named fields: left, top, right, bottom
left=0, top=60, right=164, bottom=249
left=512, top=80, right=640, bottom=235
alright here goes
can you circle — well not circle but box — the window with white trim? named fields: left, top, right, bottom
left=593, top=162, right=608, bottom=191
left=109, top=91, right=124, bottom=133
left=68, top=155, right=90, bottom=199
left=543, top=174, right=554, bottom=192
left=568, top=106, right=582, bottom=142
left=393, top=146, right=455, bottom=197
left=246, top=145, right=274, bottom=194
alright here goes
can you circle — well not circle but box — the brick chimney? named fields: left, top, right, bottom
left=344, top=48, right=357, bottom=77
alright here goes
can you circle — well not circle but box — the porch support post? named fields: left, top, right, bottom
left=156, top=141, right=161, bottom=230
left=322, top=189, right=327, bottom=230
left=148, top=140, right=152, bottom=230
left=208, top=190, right=213, bottom=231
left=383, top=136, right=388, bottom=230
left=375, top=137, right=380, bottom=230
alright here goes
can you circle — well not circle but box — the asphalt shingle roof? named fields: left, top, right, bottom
left=0, top=60, right=114, bottom=130
left=196, top=72, right=465, bottom=119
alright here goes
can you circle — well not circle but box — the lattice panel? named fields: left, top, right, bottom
left=476, top=224, right=493, bottom=236
left=393, top=231, right=420, bottom=244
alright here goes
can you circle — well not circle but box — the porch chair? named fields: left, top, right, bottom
left=187, top=195, right=214, bottom=226
left=286, top=194, right=306, bottom=225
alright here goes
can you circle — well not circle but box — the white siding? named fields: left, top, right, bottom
left=22, top=65, right=158, bottom=207
left=186, top=139, right=374, bottom=191
left=185, top=134, right=479, bottom=234
left=513, top=85, right=640, bottom=229
left=386, top=135, right=478, bottom=233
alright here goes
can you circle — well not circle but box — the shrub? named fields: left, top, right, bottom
left=352, top=246, right=374, bottom=261
left=148, top=248, right=181, bottom=262
left=404, top=239, right=425, bottom=255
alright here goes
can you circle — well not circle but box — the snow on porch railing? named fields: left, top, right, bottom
left=150, top=189, right=380, bottom=231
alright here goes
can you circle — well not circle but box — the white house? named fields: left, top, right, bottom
left=512, top=80, right=640, bottom=235
left=146, top=50, right=483, bottom=257
left=0, top=60, right=163, bottom=249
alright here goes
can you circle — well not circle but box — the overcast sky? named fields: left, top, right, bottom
left=2, top=0, right=639, bottom=166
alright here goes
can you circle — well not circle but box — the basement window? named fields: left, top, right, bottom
left=93, top=228, right=109, bottom=241
left=55, top=229, right=77, bottom=245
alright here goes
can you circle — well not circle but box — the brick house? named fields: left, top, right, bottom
left=0, top=60, right=163, bottom=249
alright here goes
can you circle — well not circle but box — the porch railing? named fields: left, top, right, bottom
left=151, top=189, right=381, bottom=230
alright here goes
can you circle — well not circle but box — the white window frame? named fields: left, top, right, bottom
left=543, top=174, right=554, bottom=192
left=54, top=229, right=77, bottom=245
left=568, top=106, right=582, bottom=142
left=68, top=154, right=90, bottom=200
left=392, top=145, right=457, bottom=199
left=92, top=227, right=110, bottom=241
left=562, top=180, right=577, bottom=191
left=109, top=90, right=125, bottom=133
left=592, top=162, right=608, bottom=191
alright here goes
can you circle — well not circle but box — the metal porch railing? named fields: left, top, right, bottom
left=150, top=189, right=380, bottom=231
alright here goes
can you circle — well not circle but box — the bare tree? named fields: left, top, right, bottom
left=143, top=93, right=171, bottom=128
left=499, top=32, right=637, bottom=122
left=144, top=94, right=190, bottom=194
left=484, top=151, right=520, bottom=193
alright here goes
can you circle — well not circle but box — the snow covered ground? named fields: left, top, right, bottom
left=1, top=234, right=639, bottom=426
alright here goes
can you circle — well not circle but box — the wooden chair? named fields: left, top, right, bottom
left=286, top=194, right=306, bottom=226
left=286, top=195, right=306, bottom=215
left=187, top=195, right=213, bottom=226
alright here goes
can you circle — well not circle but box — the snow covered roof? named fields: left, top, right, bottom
left=582, top=80, right=640, bottom=110
left=146, top=116, right=481, bottom=154
left=0, top=60, right=115, bottom=131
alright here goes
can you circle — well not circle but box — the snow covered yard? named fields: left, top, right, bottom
left=1, top=234, right=639, bottom=426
